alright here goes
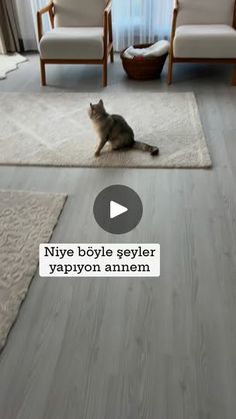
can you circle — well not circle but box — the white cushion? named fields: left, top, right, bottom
left=177, top=0, right=235, bottom=26
left=54, top=0, right=106, bottom=27
left=40, top=27, right=104, bottom=60
left=174, top=25, right=236, bottom=58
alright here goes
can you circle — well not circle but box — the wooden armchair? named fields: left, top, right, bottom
left=37, top=0, right=114, bottom=87
left=168, top=0, right=236, bottom=85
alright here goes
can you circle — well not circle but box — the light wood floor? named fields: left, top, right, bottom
left=0, top=54, right=236, bottom=419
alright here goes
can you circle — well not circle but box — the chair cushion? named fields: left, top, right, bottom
left=40, top=27, right=104, bottom=60
left=54, top=0, right=106, bottom=27
left=177, top=0, right=235, bottom=26
left=174, top=25, right=236, bottom=58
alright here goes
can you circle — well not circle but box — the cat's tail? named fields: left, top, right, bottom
left=133, top=141, right=159, bottom=156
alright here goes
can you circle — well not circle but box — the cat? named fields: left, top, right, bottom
left=88, top=99, right=159, bottom=157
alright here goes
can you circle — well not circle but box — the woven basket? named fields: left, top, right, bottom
left=120, top=43, right=168, bottom=81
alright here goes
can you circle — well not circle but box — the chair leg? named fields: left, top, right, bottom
left=167, top=55, right=173, bottom=85
left=103, top=60, right=107, bottom=87
left=40, top=59, right=46, bottom=86
left=232, top=66, right=236, bottom=86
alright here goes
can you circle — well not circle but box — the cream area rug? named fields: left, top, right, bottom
left=0, top=92, right=211, bottom=168
left=0, top=190, right=66, bottom=351
left=0, top=53, right=27, bottom=80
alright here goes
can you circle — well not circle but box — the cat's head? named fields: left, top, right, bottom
left=88, top=99, right=106, bottom=120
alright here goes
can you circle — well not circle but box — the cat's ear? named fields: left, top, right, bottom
left=99, top=99, right=104, bottom=107
left=90, top=103, right=93, bottom=110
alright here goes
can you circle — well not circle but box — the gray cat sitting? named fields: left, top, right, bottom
left=88, top=99, right=159, bottom=157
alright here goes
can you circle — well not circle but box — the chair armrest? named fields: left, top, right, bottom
left=173, top=0, right=179, bottom=13
left=169, top=0, right=179, bottom=57
left=171, top=0, right=179, bottom=34
left=234, top=0, right=236, bottom=29
left=37, top=2, right=54, bottom=41
left=104, top=0, right=112, bottom=15
left=103, top=0, right=113, bottom=50
left=38, top=2, right=54, bottom=16
left=171, top=0, right=179, bottom=36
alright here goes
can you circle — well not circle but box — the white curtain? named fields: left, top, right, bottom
left=112, top=0, right=173, bottom=51
left=0, top=27, right=6, bottom=54
left=14, top=0, right=49, bottom=51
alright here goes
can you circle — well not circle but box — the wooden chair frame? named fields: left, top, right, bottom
left=37, top=0, right=114, bottom=87
left=167, top=0, right=236, bottom=85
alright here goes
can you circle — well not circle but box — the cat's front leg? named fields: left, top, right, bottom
left=95, top=137, right=108, bottom=157
left=95, top=149, right=101, bottom=157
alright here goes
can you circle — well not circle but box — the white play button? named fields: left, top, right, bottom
left=94, top=185, right=143, bottom=234
left=110, top=200, right=128, bottom=219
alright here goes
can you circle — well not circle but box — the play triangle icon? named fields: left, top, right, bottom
left=110, top=201, right=128, bottom=219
